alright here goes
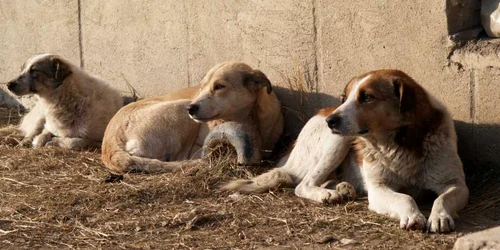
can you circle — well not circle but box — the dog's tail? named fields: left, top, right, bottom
left=223, top=167, right=293, bottom=193
left=103, top=149, right=202, bottom=174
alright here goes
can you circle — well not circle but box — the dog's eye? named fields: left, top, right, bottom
left=360, top=93, right=374, bottom=103
left=340, top=94, right=346, bottom=104
left=29, top=68, right=40, bottom=77
left=214, top=84, right=225, bottom=91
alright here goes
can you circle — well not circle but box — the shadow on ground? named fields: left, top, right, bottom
left=455, top=121, right=500, bottom=233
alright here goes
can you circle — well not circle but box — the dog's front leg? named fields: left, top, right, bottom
left=21, top=119, right=45, bottom=146
left=366, top=182, right=426, bottom=230
left=19, top=103, right=46, bottom=146
left=427, top=182, right=469, bottom=233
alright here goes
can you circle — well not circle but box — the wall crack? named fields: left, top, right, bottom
left=312, top=0, right=320, bottom=93
left=77, top=0, right=84, bottom=69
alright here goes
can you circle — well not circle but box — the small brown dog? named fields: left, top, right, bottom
left=4, top=53, right=123, bottom=149
left=102, top=62, right=283, bottom=174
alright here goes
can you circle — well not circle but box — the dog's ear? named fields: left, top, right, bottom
left=393, top=76, right=417, bottom=114
left=244, top=70, right=272, bottom=94
left=52, top=56, right=72, bottom=82
left=392, top=74, right=441, bottom=125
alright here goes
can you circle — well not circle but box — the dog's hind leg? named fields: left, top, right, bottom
left=295, top=158, right=354, bottom=204
left=293, top=133, right=353, bottom=204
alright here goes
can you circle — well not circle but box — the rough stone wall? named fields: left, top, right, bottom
left=0, top=0, right=498, bottom=172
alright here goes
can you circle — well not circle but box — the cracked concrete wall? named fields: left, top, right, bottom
left=0, top=0, right=498, bottom=171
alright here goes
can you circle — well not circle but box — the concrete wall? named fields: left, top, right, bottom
left=0, top=1, right=498, bottom=172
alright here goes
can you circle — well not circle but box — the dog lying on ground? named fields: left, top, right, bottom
left=3, top=53, right=123, bottom=149
left=102, top=62, right=283, bottom=174
left=225, top=69, right=469, bottom=234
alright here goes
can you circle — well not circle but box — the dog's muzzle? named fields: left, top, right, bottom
left=326, top=114, right=341, bottom=131
left=186, top=104, right=199, bottom=116
left=7, top=80, right=17, bottom=91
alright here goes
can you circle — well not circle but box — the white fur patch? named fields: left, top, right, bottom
left=347, top=74, right=372, bottom=102
left=337, top=74, right=372, bottom=117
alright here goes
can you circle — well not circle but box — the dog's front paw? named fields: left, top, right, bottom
left=32, top=134, right=52, bottom=148
left=336, top=182, right=357, bottom=201
left=427, top=212, right=455, bottom=233
left=400, top=212, right=426, bottom=231
left=45, top=139, right=59, bottom=148
left=320, top=190, right=343, bottom=204
left=19, top=137, right=34, bottom=147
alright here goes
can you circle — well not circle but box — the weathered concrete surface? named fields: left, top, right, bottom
left=454, top=226, right=500, bottom=250
left=450, top=39, right=500, bottom=69
left=0, top=0, right=80, bottom=108
left=185, top=0, right=316, bottom=87
left=80, top=0, right=190, bottom=97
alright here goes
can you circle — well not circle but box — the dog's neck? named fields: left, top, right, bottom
left=38, top=77, right=90, bottom=119
left=357, top=109, right=445, bottom=165
left=207, top=108, right=256, bottom=130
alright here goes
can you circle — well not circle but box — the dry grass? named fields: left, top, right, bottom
left=277, top=64, right=318, bottom=127
left=0, top=105, right=499, bottom=249
left=0, top=106, right=23, bottom=128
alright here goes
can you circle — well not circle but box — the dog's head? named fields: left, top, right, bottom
left=186, top=62, right=272, bottom=122
left=326, top=69, right=435, bottom=138
left=7, top=53, right=72, bottom=96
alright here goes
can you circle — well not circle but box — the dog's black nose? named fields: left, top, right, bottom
left=186, top=104, right=199, bottom=115
left=7, top=81, right=17, bottom=89
left=326, top=114, right=341, bottom=129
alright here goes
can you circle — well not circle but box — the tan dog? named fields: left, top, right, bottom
left=4, top=53, right=123, bottom=149
left=225, top=69, right=468, bottom=234
left=102, top=62, right=283, bottom=174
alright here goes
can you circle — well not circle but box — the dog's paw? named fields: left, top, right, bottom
left=320, top=190, right=343, bottom=204
left=45, top=137, right=66, bottom=148
left=426, top=212, right=455, bottom=233
left=32, top=134, right=52, bottom=148
left=19, top=137, right=34, bottom=147
left=45, top=139, right=59, bottom=148
left=335, top=182, right=357, bottom=201
left=399, top=212, right=426, bottom=231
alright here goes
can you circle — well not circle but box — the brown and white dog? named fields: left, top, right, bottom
left=225, top=69, right=468, bottom=234
left=3, top=53, right=123, bottom=149
left=101, top=62, right=283, bottom=174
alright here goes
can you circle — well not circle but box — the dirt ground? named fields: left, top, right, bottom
left=0, top=107, right=499, bottom=250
